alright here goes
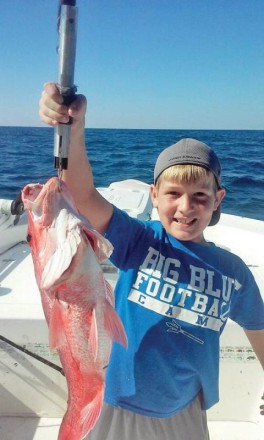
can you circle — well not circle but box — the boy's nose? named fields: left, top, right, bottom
left=178, top=194, right=193, bottom=213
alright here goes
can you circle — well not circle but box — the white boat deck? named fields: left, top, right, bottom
left=0, top=180, right=263, bottom=439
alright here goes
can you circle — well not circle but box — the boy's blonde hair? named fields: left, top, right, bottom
left=155, top=164, right=218, bottom=193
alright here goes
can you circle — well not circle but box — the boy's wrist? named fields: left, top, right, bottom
left=70, top=117, right=85, bottom=145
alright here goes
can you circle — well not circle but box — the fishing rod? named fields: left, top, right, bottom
left=0, top=335, right=65, bottom=376
left=54, top=0, right=78, bottom=173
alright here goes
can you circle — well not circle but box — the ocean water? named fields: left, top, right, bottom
left=0, top=126, right=263, bottom=221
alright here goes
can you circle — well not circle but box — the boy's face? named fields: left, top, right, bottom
left=150, top=173, right=225, bottom=244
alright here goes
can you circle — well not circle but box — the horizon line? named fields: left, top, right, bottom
left=0, top=125, right=263, bottom=132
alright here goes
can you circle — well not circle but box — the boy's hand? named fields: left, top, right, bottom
left=39, top=82, right=86, bottom=127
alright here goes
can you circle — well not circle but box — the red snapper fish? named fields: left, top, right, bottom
left=22, top=177, right=127, bottom=439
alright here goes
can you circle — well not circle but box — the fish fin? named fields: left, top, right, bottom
left=49, top=298, right=67, bottom=349
left=88, top=308, right=98, bottom=360
left=104, top=301, right=128, bottom=348
left=80, top=381, right=104, bottom=437
left=104, top=279, right=114, bottom=304
left=83, top=225, right=113, bottom=262
left=41, top=228, right=80, bottom=289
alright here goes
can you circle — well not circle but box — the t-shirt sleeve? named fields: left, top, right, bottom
left=104, top=206, right=147, bottom=270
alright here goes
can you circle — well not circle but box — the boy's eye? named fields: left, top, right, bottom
left=194, top=192, right=210, bottom=200
left=166, top=191, right=180, bottom=197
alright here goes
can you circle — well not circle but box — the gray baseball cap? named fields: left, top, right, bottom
left=154, top=138, right=222, bottom=226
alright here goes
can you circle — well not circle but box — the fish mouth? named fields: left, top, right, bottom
left=23, top=183, right=43, bottom=202
left=22, top=181, right=56, bottom=222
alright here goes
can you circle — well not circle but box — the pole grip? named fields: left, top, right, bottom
left=54, top=1, right=78, bottom=170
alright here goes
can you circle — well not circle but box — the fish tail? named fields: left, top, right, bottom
left=80, top=379, right=105, bottom=438
left=103, top=300, right=128, bottom=348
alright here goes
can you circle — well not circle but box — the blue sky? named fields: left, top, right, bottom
left=1, top=0, right=264, bottom=129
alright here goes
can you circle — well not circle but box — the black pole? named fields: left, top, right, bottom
left=0, top=335, right=65, bottom=376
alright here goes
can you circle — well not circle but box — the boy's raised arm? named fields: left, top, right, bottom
left=39, top=82, right=113, bottom=234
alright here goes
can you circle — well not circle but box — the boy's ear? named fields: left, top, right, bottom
left=150, top=184, right=159, bottom=208
left=214, top=188, right=226, bottom=210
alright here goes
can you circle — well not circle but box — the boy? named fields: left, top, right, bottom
left=39, top=83, right=264, bottom=440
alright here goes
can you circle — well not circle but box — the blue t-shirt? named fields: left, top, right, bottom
left=104, top=207, right=264, bottom=418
